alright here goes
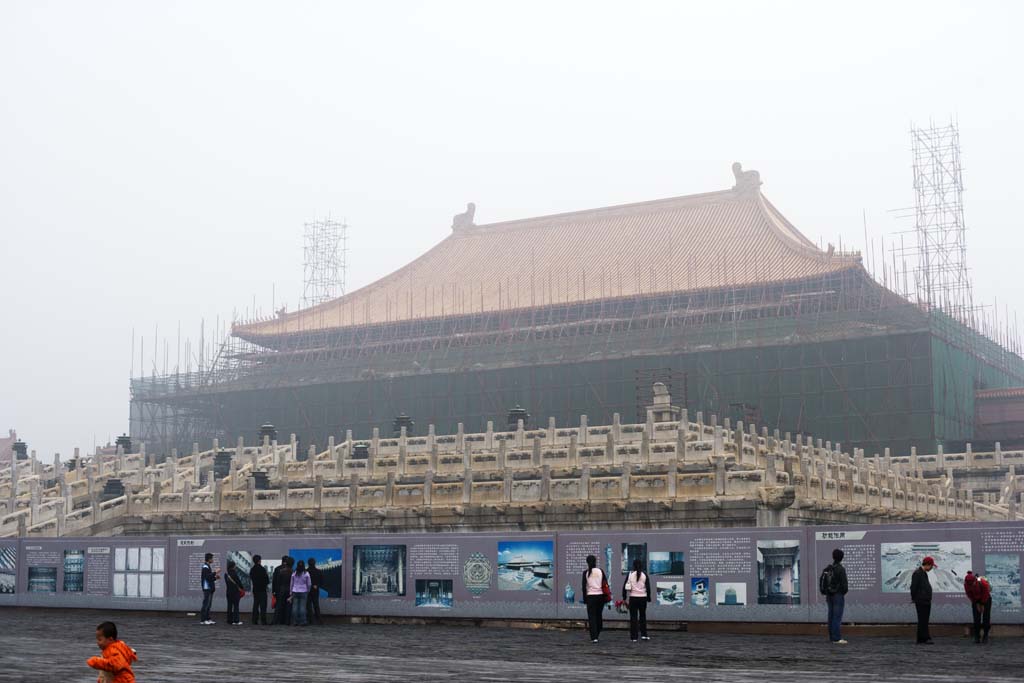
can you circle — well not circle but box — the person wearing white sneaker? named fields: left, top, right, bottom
left=199, top=553, right=220, bottom=626
left=821, top=548, right=849, bottom=644
left=622, top=558, right=652, bottom=643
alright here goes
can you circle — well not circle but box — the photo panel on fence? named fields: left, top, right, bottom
left=810, top=522, right=1024, bottom=623
left=168, top=535, right=346, bottom=613
left=14, top=538, right=170, bottom=608
left=346, top=533, right=558, bottom=618
left=557, top=528, right=810, bottom=621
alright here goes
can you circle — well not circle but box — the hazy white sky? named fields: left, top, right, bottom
left=2, top=1, right=1022, bottom=458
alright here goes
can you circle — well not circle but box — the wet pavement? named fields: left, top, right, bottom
left=0, top=608, right=1019, bottom=682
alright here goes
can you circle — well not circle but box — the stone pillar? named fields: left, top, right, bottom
left=430, top=443, right=439, bottom=472
left=386, top=472, right=396, bottom=506
left=182, top=480, right=191, bottom=512
left=486, top=421, right=494, bottom=450
left=290, top=433, right=297, bottom=460
left=966, top=443, right=974, bottom=467
left=279, top=476, right=288, bottom=510
left=348, top=473, right=359, bottom=510
left=541, top=464, right=551, bottom=501
left=715, top=456, right=726, bottom=495
left=996, top=442, right=1003, bottom=467
left=640, top=429, right=650, bottom=463
left=462, top=469, right=473, bottom=504
left=427, top=424, right=435, bottom=451
left=606, top=432, right=615, bottom=465
left=516, top=419, right=525, bottom=448
left=246, top=476, right=255, bottom=511
left=213, top=480, right=223, bottom=510
left=277, top=446, right=287, bottom=483
left=621, top=465, right=631, bottom=500
left=766, top=452, right=777, bottom=484
left=371, top=427, right=380, bottom=457
left=937, top=444, right=945, bottom=469
left=580, top=414, right=589, bottom=445
left=580, top=464, right=591, bottom=501
left=569, top=434, right=578, bottom=466
left=548, top=417, right=556, bottom=445
left=423, top=471, right=433, bottom=506
left=306, top=447, right=316, bottom=478
left=611, top=412, right=620, bottom=442
left=456, top=423, right=464, bottom=452
left=503, top=469, right=513, bottom=503
left=667, top=459, right=678, bottom=498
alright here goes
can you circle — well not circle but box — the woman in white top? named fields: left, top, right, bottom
left=622, top=558, right=652, bottom=642
left=581, top=554, right=606, bottom=642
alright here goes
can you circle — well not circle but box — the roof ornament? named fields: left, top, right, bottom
left=452, top=202, right=476, bottom=232
left=731, top=162, right=762, bottom=195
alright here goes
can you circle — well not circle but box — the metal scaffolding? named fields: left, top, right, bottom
left=909, top=121, right=974, bottom=326
left=302, top=217, right=347, bottom=308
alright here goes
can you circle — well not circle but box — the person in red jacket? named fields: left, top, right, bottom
left=964, top=570, right=992, bottom=644
left=86, top=621, right=138, bottom=683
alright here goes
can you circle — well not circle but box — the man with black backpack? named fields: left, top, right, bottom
left=820, top=548, right=849, bottom=644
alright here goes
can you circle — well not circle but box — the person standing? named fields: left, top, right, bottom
left=272, top=556, right=293, bottom=625
left=289, top=560, right=311, bottom=626
left=910, top=556, right=935, bottom=644
left=199, top=553, right=219, bottom=625
left=582, top=554, right=607, bottom=643
left=821, top=548, right=850, bottom=644
left=249, top=555, right=270, bottom=625
left=622, top=558, right=652, bottom=643
left=307, top=557, right=324, bottom=625
left=224, top=560, right=243, bottom=626
left=964, top=570, right=992, bottom=644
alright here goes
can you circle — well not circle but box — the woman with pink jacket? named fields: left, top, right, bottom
left=622, top=558, right=652, bottom=642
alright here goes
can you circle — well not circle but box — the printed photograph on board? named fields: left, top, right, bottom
left=649, top=551, right=685, bottom=575
left=353, top=545, right=406, bottom=596
left=691, top=577, right=710, bottom=606
left=756, top=540, right=800, bottom=605
left=415, top=579, right=454, bottom=608
left=985, top=553, right=1021, bottom=608
left=227, top=550, right=282, bottom=592
left=28, top=566, right=57, bottom=593
left=497, top=540, right=553, bottom=592
left=656, top=581, right=686, bottom=605
left=0, top=545, right=16, bottom=594
left=715, top=581, right=747, bottom=606
left=881, top=541, right=972, bottom=593
left=290, top=548, right=343, bottom=598
left=63, top=549, right=85, bottom=592
left=620, top=543, right=648, bottom=574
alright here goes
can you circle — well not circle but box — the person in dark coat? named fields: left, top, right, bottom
left=910, top=555, right=935, bottom=644
left=271, top=556, right=293, bottom=625
left=621, top=558, right=652, bottom=642
left=199, top=553, right=219, bottom=625
left=224, top=560, right=243, bottom=625
left=307, top=557, right=324, bottom=625
left=824, top=548, right=850, bottom=644
left=249, top=554, right=270, bottom=625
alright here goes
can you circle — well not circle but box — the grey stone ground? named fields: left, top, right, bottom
left=0, top=608, right=1019, bottom=682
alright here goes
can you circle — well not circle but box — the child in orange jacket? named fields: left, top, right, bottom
left=87, top=621, right=138, bottom=683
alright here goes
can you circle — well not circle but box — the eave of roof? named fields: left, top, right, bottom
left=234, top=171, right=861, bottom=340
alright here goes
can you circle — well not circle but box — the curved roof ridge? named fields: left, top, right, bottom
left=234, top=172, right=862, bottom=339
left=464, top=188, right=740, bottom=236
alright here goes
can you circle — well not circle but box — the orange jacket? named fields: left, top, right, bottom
left=86, top=640, right=137, bottom=683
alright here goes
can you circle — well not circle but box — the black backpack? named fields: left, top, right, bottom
left=819, top=564, right=836, bottom=595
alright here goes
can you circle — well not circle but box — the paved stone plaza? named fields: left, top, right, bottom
left=0, top=609, right=1020, bottom=682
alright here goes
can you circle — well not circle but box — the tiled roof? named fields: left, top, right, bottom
left=976, top=387, right=1024, bottom=400
left=235, top=169, right=861, bottom=340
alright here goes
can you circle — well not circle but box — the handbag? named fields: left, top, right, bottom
left=239, top=588, right=247, bottom=599
left=271, top=594, right=277, bottom=609
left=601, top=574, right=613, bottom=603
